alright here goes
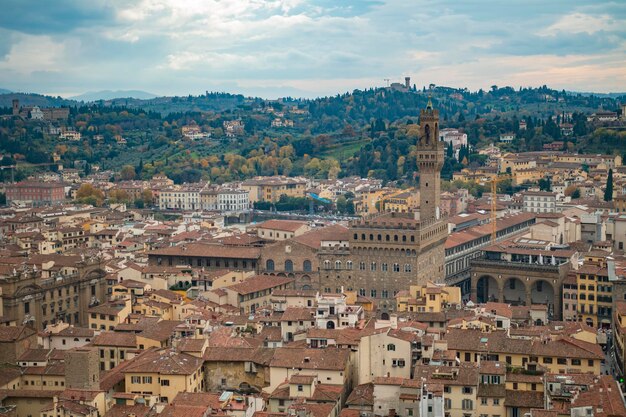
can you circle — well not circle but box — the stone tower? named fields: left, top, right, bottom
left=12, top=99, right=19, bottom=116
left=416, top=97, right=444, bottom=221
left=64, top=347, right=99, bottom=389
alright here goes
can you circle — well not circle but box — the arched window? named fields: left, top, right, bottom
left=371, top=262, right=377, bottom=271
left=387, top=344, right=396, bottom=351
left=382, top=263, right=388, bottom=272
left=266, top=259, right=275, bottom=271
left=303, top=260, right=312, bottom=272
left=369, top=234, right=374, bottom=241
left=324, top=260, right=331, bottom=269
left=402, top=235, right=407, bottom=242
left=377, top=234, right=382, bottom=241
left=394, top=235, right=399, bottom=242
left=361, top=234, right=366, bottom=240
left=285, top=260, right=293, bottom=272
left=404, top=264, right=412, bottom=272
left=353, top=233, right=358, bottom=240
left=346, top=261, right=353, bottom=270
left=386, top=235, right=390, bottom=241
left=359, top=262, right=366, bottom=271
left=335, top=260, right=342, bottom=270
left=393, top=263, right=400, bottom=272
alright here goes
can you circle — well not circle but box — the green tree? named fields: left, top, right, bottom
left=571, top=188, right=581, bottom=199
left=538, top=177, right=551, bottom=192
left=604, top=169, right=613, bottom=202
left=336, top=195, right=348, bottom=213
left=120, top=165, right=136, bottom=181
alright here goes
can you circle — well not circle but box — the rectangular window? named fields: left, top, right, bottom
left=131, top=376, right=141, bottom=384
left=142, top=376, right=152, bottom=384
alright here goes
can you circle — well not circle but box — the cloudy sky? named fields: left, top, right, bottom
left=0, top=0, right=625, bottom=98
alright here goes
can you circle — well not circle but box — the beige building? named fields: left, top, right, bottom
left=396, top=282, right=461, bottom=313
left=358, top=328, right=415, bottom=384
left=211, top=275, right=294, bottom=314
left=241, top=176, right=307, bottom=203
left=254, top=220, right=311, bottom=241
left=268, top=347, right=352, bottom=392
left=122, top=349, right=204, bottom=404
left=92, top=331, right=137, bottom=371
left=446, top=328, right=603, bottom=374
left=88, top=297, right=131, bottom=330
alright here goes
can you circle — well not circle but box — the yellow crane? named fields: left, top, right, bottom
left=489, top=174, right=512, bottom=243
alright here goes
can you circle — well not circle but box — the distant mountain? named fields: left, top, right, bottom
left=0, top=88, right=12, bottom=94
left=566, top=91, right=626, bottom=98
left=71, top=90, right=157, bottom=101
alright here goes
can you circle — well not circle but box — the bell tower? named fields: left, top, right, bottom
left=416, top=97, right=444, bottom=220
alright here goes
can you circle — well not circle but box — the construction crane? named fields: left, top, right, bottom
left=489, top=174, right=512, bottom=243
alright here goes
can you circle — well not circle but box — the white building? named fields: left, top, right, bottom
left=499, top=133, right=515, bottom=143
left=439, top=128, right=468, bottom=158
left=60, top=131, right=81, bottom=141
left=159, top=186, right=202, bottom=211
left=314, top=292, right=363, bottom=329
left=522, top=191, right=557, bottom=213
left=30, top=106, right=44, bottom=120
left=199, top=187, right=250, bottom=212
left=216, top=189, right=249, bottom=212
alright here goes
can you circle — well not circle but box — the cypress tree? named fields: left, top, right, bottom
left=605, top=169, right=613, bottom=202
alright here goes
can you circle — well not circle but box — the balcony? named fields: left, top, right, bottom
left=471, top=258, right=567, bottom=274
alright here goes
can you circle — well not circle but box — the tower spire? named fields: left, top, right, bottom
left=416, top=100, right=443, bottom=220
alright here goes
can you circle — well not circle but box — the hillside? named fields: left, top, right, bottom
left=0, top=85, right=624, bottom=185
left=0, top=93, right=77, bottom=108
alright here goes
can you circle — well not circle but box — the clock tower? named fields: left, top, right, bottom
left=416, top=97, right=444, bottom=221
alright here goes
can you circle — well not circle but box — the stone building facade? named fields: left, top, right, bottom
left=318, top=103, right=448, bottom=313
left=260, top=239, right=319, bottom=290
left=0, top=259, right=107, bottom=330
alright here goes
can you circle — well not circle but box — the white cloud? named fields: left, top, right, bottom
left=539, top=12, right=625, bottom=36
left=0, top=34, right=67, bottom=74
left=1, top=0, right=625, bottom=96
